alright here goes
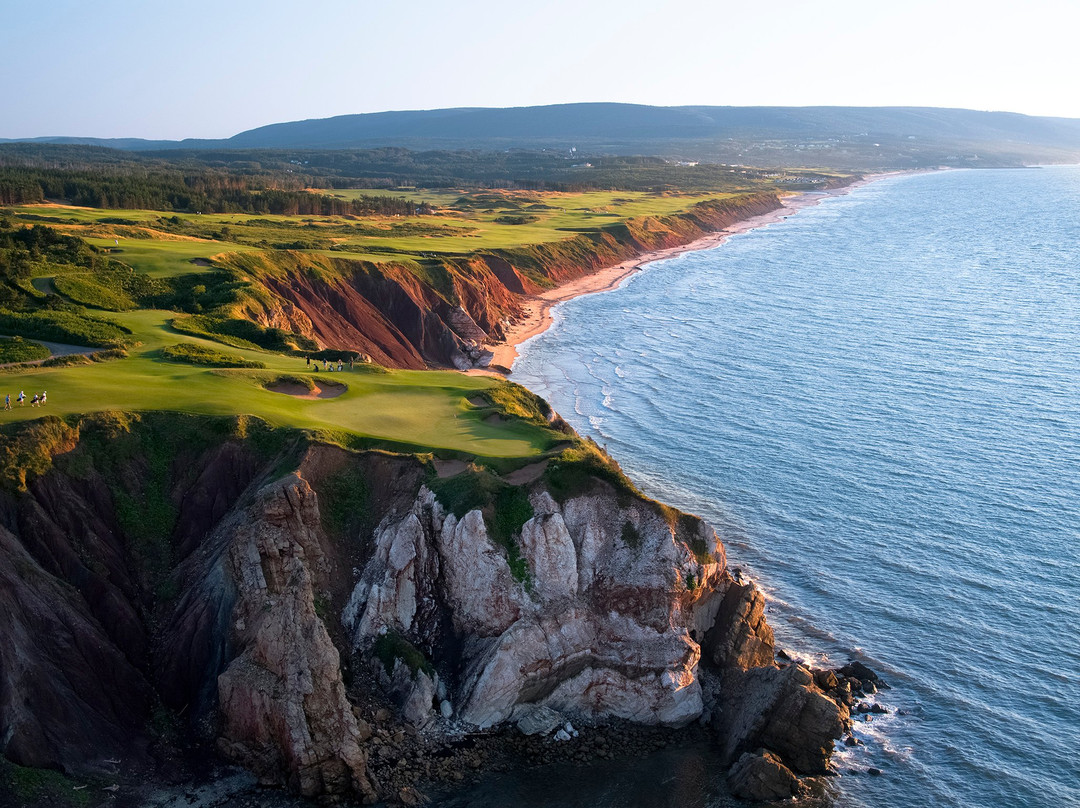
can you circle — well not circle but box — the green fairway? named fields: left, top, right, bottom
left=9, top=189, right=747, bottom=261
left=82, top=238, right=258, bottom=277
left=0, top=307, right=552, bottom=458
left=0, top=187, right=760, bottom=460
left=309, top=189, right=747, bottom=255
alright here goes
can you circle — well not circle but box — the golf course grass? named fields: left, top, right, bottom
left=1, top=187, right=768, bottom=461
left=8, top=189, right=746, bottom=258
left=0, top=306, right=553, bottom=458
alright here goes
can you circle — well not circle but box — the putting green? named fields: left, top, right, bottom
left=0, top=309, right=553, bottom=459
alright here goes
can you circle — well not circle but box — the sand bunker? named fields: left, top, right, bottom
left=502, top=459, right=549, bottom=485
left=267, top=380, right=346, bottom=400
left=433, top=459, right=469, bottom=479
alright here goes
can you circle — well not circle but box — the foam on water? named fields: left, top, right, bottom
left=512, top=167, right=1080, bottom=808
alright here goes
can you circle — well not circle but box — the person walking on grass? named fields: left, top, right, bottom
left=40, top=391, right=46, bottom=406
left=30, top=394, right=39, bottom=407
left=17, top=391, right=24, bottom=406
left=4, top=394, right=9, bottom=410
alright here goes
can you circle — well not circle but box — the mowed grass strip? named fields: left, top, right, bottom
left=0, top=188, right=750, bottom=459
left=0, top=308, right=553, bottom=458
left=81, top=239, right=257, bottom=277
left=12, top=189, right=741, bottom=261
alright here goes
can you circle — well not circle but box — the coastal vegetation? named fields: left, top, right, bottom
left=0, top=143, right=874, bottom=808
left=0, top=153, right=824, bottom=466
left=159, top=343, right=265, bottom=368
left=0, top=142, right=844, bottom=207
left=0, top=163, right=784, bottom=641
left=0, top=337, right=49, bottom=364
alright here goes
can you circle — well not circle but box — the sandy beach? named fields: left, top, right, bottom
left=477, top=174, right=900, bottom=375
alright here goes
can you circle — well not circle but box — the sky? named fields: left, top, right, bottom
left=3, top=0, right=1080, bottom=140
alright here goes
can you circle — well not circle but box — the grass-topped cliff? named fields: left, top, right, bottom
left=0, top=401, right=848, bottom=808
left=0, top=175, right=810, bottom=435
left=0, top=157, right=858, bottom=806
left=0, top=178, right=783, bottom=488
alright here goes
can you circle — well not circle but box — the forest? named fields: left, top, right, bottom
left=0, top=161, right=427, bottom=215
left=0, top=143, right=842, bottom=214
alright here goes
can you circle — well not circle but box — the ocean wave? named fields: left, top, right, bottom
left=510, top=166, right=1080, bottom=808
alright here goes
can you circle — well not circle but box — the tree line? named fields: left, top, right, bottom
left=0, top=142, right=834, bottom=204
left=0, top=164, right=427, bottom=216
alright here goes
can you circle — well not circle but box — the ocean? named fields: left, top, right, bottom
left=506, top=167, right=1080, bottom=808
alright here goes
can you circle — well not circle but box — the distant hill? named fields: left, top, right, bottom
left=6, top=103, right=1080, bottom=168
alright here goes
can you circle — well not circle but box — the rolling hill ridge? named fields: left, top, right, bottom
left=7, top=103, right=1080, bottom=169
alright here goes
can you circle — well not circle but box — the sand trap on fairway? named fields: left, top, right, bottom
left=267, top=380, right=346, bottom=399
left=433, top=459, right=469, bottom=478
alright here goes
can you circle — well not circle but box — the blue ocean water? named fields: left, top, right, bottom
left=511, top=167, right=1080, bottom=808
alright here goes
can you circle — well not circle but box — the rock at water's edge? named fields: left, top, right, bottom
left=715, top=664, right=848, bottom=775
left=211, top=475, right=375, bottom=800
left=727, top=749, right=803, bottom=801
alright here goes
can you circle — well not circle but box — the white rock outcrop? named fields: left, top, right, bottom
left=345, top=482, right=731, bottom=730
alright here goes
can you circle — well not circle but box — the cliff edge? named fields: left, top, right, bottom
left=229, top=192, right=786, bottom=370
left=0, top=413, right=850, bottom=804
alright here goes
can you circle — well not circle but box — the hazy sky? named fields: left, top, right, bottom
left=4, top=0, right=1079, bottom=139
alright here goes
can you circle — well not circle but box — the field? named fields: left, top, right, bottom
left=0, top=307, right=552, bottom=458
left=81, top=238, right=259, bottom=277
left=0, top=186, right=776, bottom=459
left=7, top=188, right=743, bottom=258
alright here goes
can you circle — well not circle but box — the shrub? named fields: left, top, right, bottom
left=542, top=439, right=638, bottom=503
left=373, top=631, right=433, bottom=679
left=171, top=314, right=317, bottom=353
left=90, top=348, right=128, bottom=362
left=428, top=466, right=533, bottom=584
left=482, top=381, right=555, bottom=427
left=0, top=337, right=49, bottom=364
left=41, top=353, right=91, bottom=368
left=0, top=416, right=80, bottom=491
left=160, top=343, right=265, bottom=369
left=675, top=512, right=713, bottom=565
left=317, top=464, right=370, bottom=536
left=0, top=308, right=132, bottom=348
left=52, top=274, right=137, bottom=310
left=621, top=521, right=642, bottom=549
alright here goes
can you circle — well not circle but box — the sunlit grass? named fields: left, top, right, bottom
left=0, top=187, right=751, bottom=459
left=0, top=307, right=552, bottom=458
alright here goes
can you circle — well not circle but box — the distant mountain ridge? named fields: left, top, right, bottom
left=225, top=104, right=1080, bottom=149
left=6, top=103, right=1080, bottom=167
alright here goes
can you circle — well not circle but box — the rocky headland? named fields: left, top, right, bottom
left=0, top=410, right=883, bottom=806
left=226, top=192, right=792, bottom=371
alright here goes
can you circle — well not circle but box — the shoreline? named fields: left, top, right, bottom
left=475, top=172, right=905, bottom=375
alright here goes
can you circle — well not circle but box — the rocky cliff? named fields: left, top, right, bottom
left=343, top=485, right=726, bottom=731
left=227, top=192, right=784, bottom=370
left=0, top=412, right=849, bottom=804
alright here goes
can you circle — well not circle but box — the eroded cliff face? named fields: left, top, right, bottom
left=0, top=416, right=847, bottom=803
left=227, top=193, right=784, bottom=370
left=343, top=487, right=727, bottom=730
left=195, top=474, right=374, bottom=799
left=0, top=418, right=387, bottom=801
